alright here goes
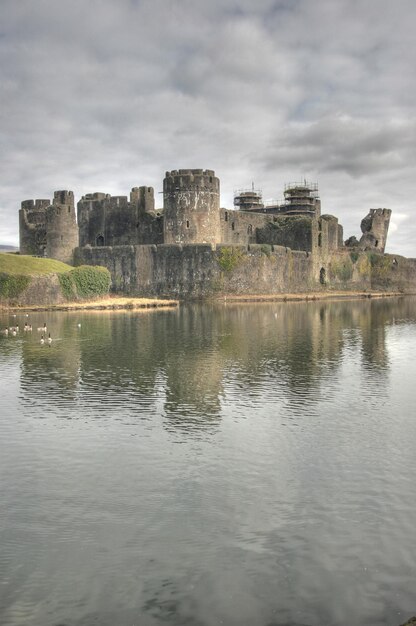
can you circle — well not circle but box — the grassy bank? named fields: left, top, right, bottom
left=0, top=253, right=72, bottom=275
left=0, top=253, right=112, bottom=305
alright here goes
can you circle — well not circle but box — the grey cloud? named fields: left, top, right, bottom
left=0, top=0, right=415, bottom=256
left=259, top=118, right=416, bottom=177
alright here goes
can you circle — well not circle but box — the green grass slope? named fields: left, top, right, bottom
left=0, top=253, right=72, bottom=276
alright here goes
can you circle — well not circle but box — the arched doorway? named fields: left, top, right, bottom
left=319, top=267, right=326, bottom=285
left=96, top=234, right=104, bottom=247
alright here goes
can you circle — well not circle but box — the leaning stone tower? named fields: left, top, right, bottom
left=163, top=169, right=220, bottom=245
left=359, top=208, right=392, bottom=253
left=46, top=190, right=79, bottom=264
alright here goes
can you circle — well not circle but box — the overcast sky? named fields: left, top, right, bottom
left=1, top=0, right=415, bottom=255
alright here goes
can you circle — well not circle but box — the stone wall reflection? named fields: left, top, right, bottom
left=13, top=297, right=416, bottom=428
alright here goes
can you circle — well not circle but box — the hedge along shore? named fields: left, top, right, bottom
left=0, top=296, right=178, bottom=312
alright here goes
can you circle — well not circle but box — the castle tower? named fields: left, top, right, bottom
left=77, top=193, right=109, bottom=247
left=19, top=199, right=50, bottom=255
left=358, top=209, right=391, bottom=253
left=234, top=186, right=264, bottom=211
left=130, top=186, right=155, bottom=213
left=163, top=169, right=220, bottom=245
left=46, top=190, right=79, bottom=264
left=282, top=181, right=320, bottom=217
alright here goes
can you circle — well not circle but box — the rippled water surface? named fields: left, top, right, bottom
left=1, top=298, right=416, bottom=626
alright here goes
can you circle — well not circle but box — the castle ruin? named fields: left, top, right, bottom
left=19, top=169, right=395, bottom=297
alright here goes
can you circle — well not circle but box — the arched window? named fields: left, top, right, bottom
left=247, top=224, right=253, bottom=235
left=231, top=222, right=235, bottom=231
left=96, top=234, right=104, bottom=247
left=319, top=267, right=326, bottom=285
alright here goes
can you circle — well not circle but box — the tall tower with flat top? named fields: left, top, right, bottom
left=46, top=190, right=79, bottom=264
left=163, top=169, right=220, bottom=245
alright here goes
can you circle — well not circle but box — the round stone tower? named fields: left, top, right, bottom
left=163, top=169, right=220, bottom=245
left=46, top=190, right=79, bottom=264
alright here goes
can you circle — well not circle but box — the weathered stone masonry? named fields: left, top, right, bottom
left=19, top=167, right=408, bottom=298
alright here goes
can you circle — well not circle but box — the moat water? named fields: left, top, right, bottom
left=1, top=298, right=416, bottom=626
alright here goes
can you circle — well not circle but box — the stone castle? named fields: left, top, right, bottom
left=19, top=169, right=401, bottom=298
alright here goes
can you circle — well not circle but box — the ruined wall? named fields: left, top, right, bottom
left=77, top=192, right=108, bottom=247
left=219, top=210, right=340, bottom=252
left=321, top=215, right=341, bottom=250
left=163, top=169, right=221, bottom=245
left=73, top=243, right=416, bottom=299
left=73, top=245, right=138, bottom=293
left=46, top=191, right=79, bottom=264
left=77, top=188, right=163, bottom=248
left=257, top=216, right=314, bottom=251
left=368, top=253, right=416, bottom=291
left=19, top=199, right=50, bottom=256
left=324, top=250, right=372, bottom=289
left=74, top=243, right=316, bottom=298
left=220, top=208, right=272, bottom=245
left=0, top=273, right=67, bottom=307
left=215, top=244, right=313, bottom=296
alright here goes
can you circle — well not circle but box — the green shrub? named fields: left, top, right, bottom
left=260, top=244, right=272, bottom=257
left=217, top=247, right=244, bottom=272
left=329, top=258, right=353, bottom=282
left=0, top=272, right=31, bottom=299
left=58, top=272, right=76, bottom=300
left=368, top=252, right=392, bottom=286
left=58, top=265, right=111, bottom=300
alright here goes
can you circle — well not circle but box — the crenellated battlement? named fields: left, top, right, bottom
left=80, top=193, right=110, bottom=202
left=53, top=190, right=74, bottom=207
left=369, top=208, right=392, bottom=218
left=164, top=169, right=219, bottom=194
left=21, top=199, right=50, bottom=212
left=165, top=169, right=215, bottom=177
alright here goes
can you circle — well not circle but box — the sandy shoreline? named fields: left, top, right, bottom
left=1, top=290, right=414, bottom=312
left=0, top=296, right=179, bottom=312
left=216, top=290, right=411, bottom=303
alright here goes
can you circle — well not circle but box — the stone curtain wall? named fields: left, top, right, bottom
left=256, top=216, right=314, bottom=252
left=220, top=209, right=272, bottom=245
left=74, top=245, right=138, bottom=293
left=75, top=243, right=315, bottom=298
left=74, top=244, right=416, bottom=298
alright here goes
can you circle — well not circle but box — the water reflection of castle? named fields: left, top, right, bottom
left=18, top=300, right=409, bottom=428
